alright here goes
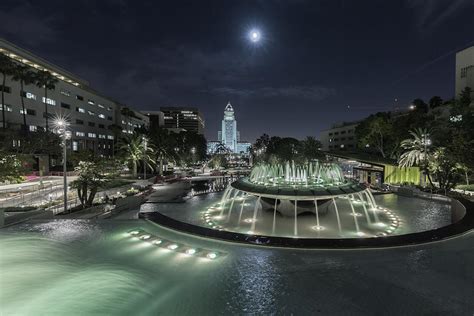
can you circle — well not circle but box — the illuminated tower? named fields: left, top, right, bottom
left=219, top=102, right=238, bottom=152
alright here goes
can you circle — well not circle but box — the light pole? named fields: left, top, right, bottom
left=191, top=147, right=196, bottom=165
left=54, top=118, right=71, bottom=213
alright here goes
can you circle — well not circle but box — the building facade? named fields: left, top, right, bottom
left=0, top=39, right=147, bottom=156
left=207, top=102, right=250, bottom=155
left=319, top=121, right=359, bottom=151
left=455, top=46, right=474, bottom=100
left=160, top=107, right=205, bottom=134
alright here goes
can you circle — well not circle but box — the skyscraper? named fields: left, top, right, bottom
left=219, top=102, right=238, bottom=152
left=207, top=102, right=251, bottom=155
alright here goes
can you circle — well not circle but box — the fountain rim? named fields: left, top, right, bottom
left=230, top=177, right=368, bottom=200
left=139, top=196, right=474, bottom=249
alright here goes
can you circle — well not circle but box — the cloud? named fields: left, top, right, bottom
left=0, top=2, right=58, bottom=46
left=211, top=85, right=336, bottom=101
left=406, top=0, right=474, bottom=32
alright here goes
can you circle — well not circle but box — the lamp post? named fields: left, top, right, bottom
left=54, top=118, right=71, bottom=213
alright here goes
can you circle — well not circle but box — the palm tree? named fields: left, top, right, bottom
left=11, top=64, right=36, bottom=132
left=34, top=70, right=58, bottom=131
left=119, top=133, right=155, bottom=178
left=0, top=54, right=15, bottom=129
left=149, top=128, right=176, bottom=176
left=398, top=128, right=434, bottom=186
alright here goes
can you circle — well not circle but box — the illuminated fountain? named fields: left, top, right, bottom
left=204, top=160, right=401, bottom=238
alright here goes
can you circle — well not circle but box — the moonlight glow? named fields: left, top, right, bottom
left=249, top=29, right=261, bottom=43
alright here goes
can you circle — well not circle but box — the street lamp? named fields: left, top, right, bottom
left=54, top=118, right=71, bottom=213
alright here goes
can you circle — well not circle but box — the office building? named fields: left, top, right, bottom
left=455, top=46, right=474, bottom=100
left=0, top=38, right=147, bottom=157
left=319, top=121, right=359, bottom=151
left=160, top=107, right=205, bottom=134
left=207, top=102, right=250, bottom=155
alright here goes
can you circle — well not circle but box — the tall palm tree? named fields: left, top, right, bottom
left=34, top=70, right=58, bottom=131
left=119, top=133, right=155, bottom=178
left=11, top=63, right=36, bottom=132
left=0, top=54, right=15, bottom=129
left=398, top=128, right=434, bottom=186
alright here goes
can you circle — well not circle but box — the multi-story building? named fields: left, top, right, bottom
left=455, top=46, right=474, bottom=100
left=0, top=38, right=147, bottom=157
left=207, top=102, right=250, bottom=156
left=160, top=107, right=205, bottom=134
left=319, top=121, right=359, bottom=151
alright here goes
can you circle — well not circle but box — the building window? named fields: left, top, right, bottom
left=107, top=106, right=113, bottom=111
left=0, top=104, right=13, bottom=112
left=98, top=124, right=105, bottom=128
left=29, top=125, right=37, bottom=132
left=88, top=110, right=95, bottom=116
left=88, top=122, right=95, bottom=127
left=98, top=114, right=105, bottom=119
left=107, top=116, right=112, bottom=121
left=76, top=131, right=85, bottom=137
left=0, top=85, right=11, bottom=93
left=328, top=133, right=333, bottom=136
left=88, top=100, right=95, bottom=105
left=60, top=90, right=71, bottom=97
left=61, top=102, right=71, bottom=109
left=88, top=133, right=96, bottom=138
left=98, top=134, right=106, bottom=139
left=107, top=135, right=114, bottom=140
left=23, top=92, right=37, bottom=100
left=97, top=104, right=105, bottom=109
left=72, top=141, right=78, bottom=151
left=42, top=97, right=56, bottom=106
left=76, top=119, right=84, bottom=125
left=341, top=131, right=346, bottom=134
left=20, top=109, right=36, bottom=116
left=76, top=107, right=85, bottom=113
left=76, top=95, right=83, bottom=101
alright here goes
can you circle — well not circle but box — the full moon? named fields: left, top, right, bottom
left=249, top=29, right=261, bottom=43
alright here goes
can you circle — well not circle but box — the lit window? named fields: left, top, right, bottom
left=77, top=107, right=85, bottom=113
left=25, top=92, right=37, bottom=100
left=29, top=125, right=37, bottom=132
left=60, top=90, right=71, bottom=97
left=97, top=104, right=105, bottom=109
left=88, top=110, right=95, bottom=116
left=72, top=141, right=78, bottom=151
left=0, top=104, right=12, bottom=112
left=98, top=114, right=105, bottom=119
left=75, top=132, right=85, bottom=137
left=88, top=133, right=96, bottom=138
left=42, top=97, right=56, bottom=106
left=107, top=135, right=114, bottom=140
left=98, top=134, right=106, bottom=139
left=88, top=100, right=95, bottom=105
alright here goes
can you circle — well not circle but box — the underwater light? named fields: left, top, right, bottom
left=168, top=244, right=179, bottom=250
left=139, top=234, right=151, bottom=240
left=186, top=248, right=197, bottom=255
left=129, top=230, right=140, bottom=235
left=311, top=225, right=325, bottom=231
left=153, top=239, right=162, bottom=245
left=207, top=252, right=218, bottom=259
left=375, top=222, right=386, bottom=227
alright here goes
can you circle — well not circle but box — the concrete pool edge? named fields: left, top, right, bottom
left=139, top=197, right=474, bottom=249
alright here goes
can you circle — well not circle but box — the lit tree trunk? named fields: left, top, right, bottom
left=159, top=157, right=164, bottom=176
left=132, top=160, right=137, bottom=178
left=1, top=74, right=5, bottom=129
left=87, top=187, right=97, bottom=207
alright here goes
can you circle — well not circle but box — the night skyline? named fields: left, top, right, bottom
left=1, top=0, right=473, bottom=141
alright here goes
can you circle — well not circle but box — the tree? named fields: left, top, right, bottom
left=428, top=148, right=463, bottom=193
left=34, top=70, right=58, bottom=131
left=301, top=136, right=323, bottom=160
left=458, top=87, right=472, bottom=107
left=412, top=98, right=428, bottom=113
left=11, top=63, right=36, bottom=131
left=0, top=54, right=15, bottom=129
left=428, top=96, right=443, bottom=109
left=398, top=128, right=434, bottom=186
left=118, top=133, right=155, bottom=178
left=0, top=152, right=30, bottom=183
left=356, top=113, right=397, bottom=158
left=70, top=160, right=108, bottom=208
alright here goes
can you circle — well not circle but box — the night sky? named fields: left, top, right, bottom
left=1, top=0, right=473, bottom=142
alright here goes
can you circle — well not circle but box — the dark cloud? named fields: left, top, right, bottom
left=212, top=85, right=336, bottom=101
